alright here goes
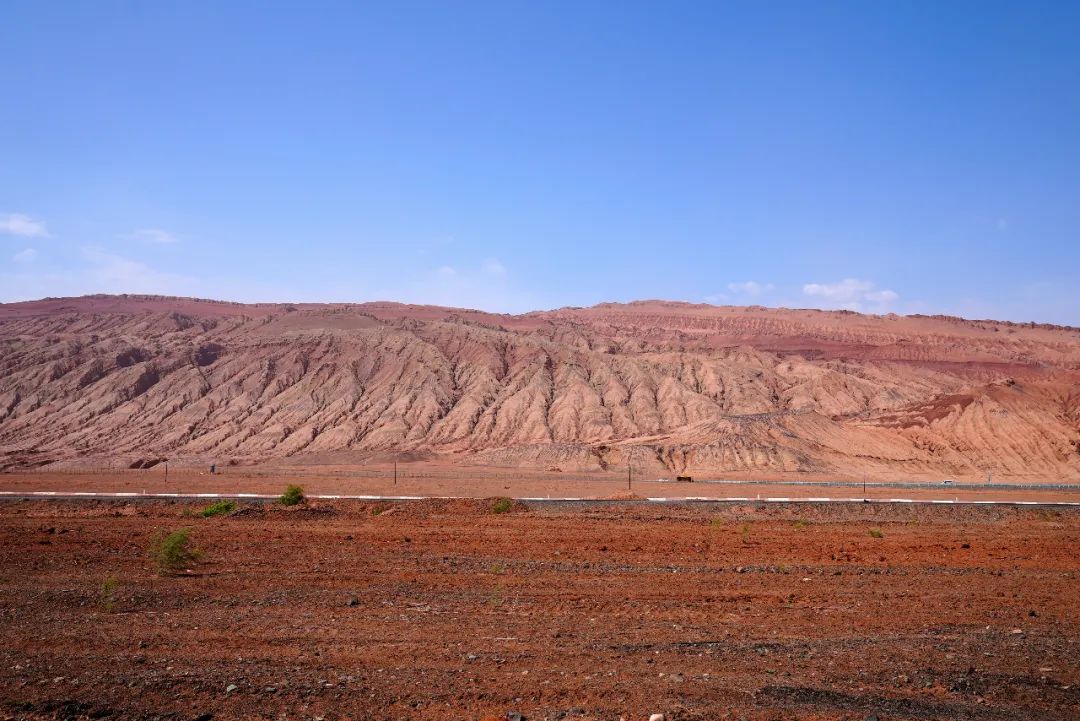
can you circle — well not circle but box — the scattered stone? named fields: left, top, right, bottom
left=346, top=597, right=359, bottom=607
left=649, top=714, right=665, bottom=721
left=506, top=712, right=525, bottom=721
left=225, top=684, right=237, bottom=694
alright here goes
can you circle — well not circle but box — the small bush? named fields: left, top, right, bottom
left=868, top=527, right=884, bottom=539
left=793, top=519, right=810, bottom=530
left=491, top=497, right=513, bottom=514
left=489, top=584, right=504, bottom=607
left=100, top=576, right=120, bottom=612
left=279, top=484, right=305, bottom=506
left=201, top=500, right=236, bottom=518
left=151, top=528, right=202, bottom=575
left=740, top=523, right=751, bottom=544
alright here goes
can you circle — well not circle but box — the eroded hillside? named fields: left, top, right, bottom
left=1, top=296, right=1078, bottom=480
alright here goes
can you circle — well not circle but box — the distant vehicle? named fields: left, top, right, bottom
left=676, top=475, right=693, bottom=482
left=941, top=479, right=955, bottom=485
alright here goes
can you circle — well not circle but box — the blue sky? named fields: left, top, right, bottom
left=2, top=1, right=1078, bottom=323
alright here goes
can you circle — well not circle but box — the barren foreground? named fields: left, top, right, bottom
left=2, top=499, right=1078, bottom=720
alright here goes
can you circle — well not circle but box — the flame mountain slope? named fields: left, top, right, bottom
left=1, top=296, right=1078, bottom=480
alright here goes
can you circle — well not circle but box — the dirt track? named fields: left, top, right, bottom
left=1, top=499, right=1078, bottom=720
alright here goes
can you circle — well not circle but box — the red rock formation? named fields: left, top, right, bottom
left=1, top=295, right=1078, bottom=480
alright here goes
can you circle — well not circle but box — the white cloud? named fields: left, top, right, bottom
left=0, top=213, right=50, bottom=238
left=802, top=278, right=899, bottom=312
left=706, top=280, right=775, bottom=305
left=129, top=228, right=179, bottom=244
left=727, top=280, right=774, bottom=296
left=0, top=246, right=199, bottom=302
left=12, top=248, right=38, bottom=263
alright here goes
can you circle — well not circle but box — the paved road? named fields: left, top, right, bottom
left=2, top=490, right=1079, bottom=506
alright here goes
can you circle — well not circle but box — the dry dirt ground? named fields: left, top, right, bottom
left=1, top=499, right=1078, bottom=721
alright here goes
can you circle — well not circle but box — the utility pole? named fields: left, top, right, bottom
left=164, top=461, right=168, bottom=486
left=628, top=460, right=632, bottom=491
left=393, top=460, right=397, bottom=487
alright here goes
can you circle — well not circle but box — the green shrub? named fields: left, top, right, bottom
left=100, top=576, right=120, bottom=612
left=279, top=484, right=305, bottom=506
left=151, top=528, right=202, bottom=575
left=869, top=527, right=884, bottom=539
left=740, top=522, right=751, bottom=544
left=793, top=519, right=810, bottom=530
left=491, top=497, right=513, bottom=514
left=201, top=500, right=236, bottom=518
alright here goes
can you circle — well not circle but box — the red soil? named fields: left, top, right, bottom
left=1, top=499, right=1077, bottom=720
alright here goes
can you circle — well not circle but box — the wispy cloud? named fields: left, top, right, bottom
left=482, top=257, right=506, bottom=276
left=0, top=213, right=50, bottom=238
left=802, top=278, right=899, bottom=312
left=705, top=280, right=775, bottom=305
left=393, top=257, right=540, bottom=312
left=128, top=228, right=179, bottom=244
left=12, top=248, right=38, bottom=263
left=727, top=280, right=774, bottom=296
left=0, top=246, right=199, bottom=302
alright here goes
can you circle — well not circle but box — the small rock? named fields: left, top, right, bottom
left=506, top=713, right=525, bottom=721
left=649, top=714, right=665, bottom=721
left=225, top=684, right=237, bottom=694
left=346, top=597, right=359, bottom=607
left=194, top=714, right=213, bottom=721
